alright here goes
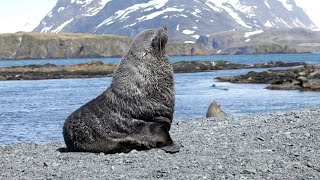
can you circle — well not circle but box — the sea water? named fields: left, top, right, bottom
left=0, top=54, right=320, bottom=145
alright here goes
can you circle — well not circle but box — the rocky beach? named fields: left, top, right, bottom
left=1, top=108, right=319, bottom=179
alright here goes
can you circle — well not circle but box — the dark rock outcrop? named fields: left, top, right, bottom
left=216, top=65, right=320, bottom=91
left=173, top=61, right=306, bottom=73
left=0, top=60, right=117, bottom=80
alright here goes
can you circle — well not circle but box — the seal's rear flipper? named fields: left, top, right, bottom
left=57, top=147, right=68, bottom=153
left=160, top=143, right=181, bottom=153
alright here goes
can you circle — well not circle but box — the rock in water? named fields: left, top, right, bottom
left=206, top=101, right=227, bottom=118
left=63, top=27, right=180, bottom=154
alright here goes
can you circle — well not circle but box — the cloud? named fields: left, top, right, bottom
left=294, top=0, right=320, bottom=28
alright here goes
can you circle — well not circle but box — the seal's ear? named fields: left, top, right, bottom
left=162, top=26, right=168, bottom=32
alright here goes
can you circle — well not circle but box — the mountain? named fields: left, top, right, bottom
left=34, top=0, right=317, bottom=42
left=196, top=28, right=320, bottom=54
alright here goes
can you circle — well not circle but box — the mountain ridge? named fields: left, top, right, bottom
left=34, top=0, right=317, bottom=42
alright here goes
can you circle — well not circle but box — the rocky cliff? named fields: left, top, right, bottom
left=0, top=32, right=210, bottom=60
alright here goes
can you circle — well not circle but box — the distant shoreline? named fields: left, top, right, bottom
left=0, top=60, right=306, bottom=81
left=0, top=52, right=313, bottom=61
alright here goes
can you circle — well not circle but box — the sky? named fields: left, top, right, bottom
left=0, top=0, right=57, bottom=33
left=0, top=0, right=319, bottom=33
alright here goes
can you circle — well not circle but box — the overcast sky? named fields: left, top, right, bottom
left=0, top=0, right=57, bottom=33
left=0, top=0, right=319, bottom=33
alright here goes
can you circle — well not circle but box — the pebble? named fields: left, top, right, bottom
left=0, top=107, right=319, bottom=179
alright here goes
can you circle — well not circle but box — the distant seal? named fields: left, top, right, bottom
left=63, top=27, right=180, bottom=154
left=206, top=100, right=227, bottom=118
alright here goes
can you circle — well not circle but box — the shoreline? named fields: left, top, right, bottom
left=0, top=52, right=313, bottom=61
left=1, top=107, right=319, bottom=179
left=0, top=60, right=306, bottom=81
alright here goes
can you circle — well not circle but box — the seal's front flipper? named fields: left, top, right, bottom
left=160, top=143, right=181, bottom=153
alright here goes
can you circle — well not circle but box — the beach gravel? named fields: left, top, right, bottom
left=1, top=108, right=320, bottom=179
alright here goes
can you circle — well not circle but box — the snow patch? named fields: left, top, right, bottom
left=123, top=22, right=137, bottom=28
left=52, top=18, right=73, bottom=33
left=137, top=8, right=184, bottom=21
left=191, top=11, right=201, bottom=18
left=207, top=0, right=252, bottom=29
left=294, top=18, right=306, bottom=28
left=41, top=25, right=53, bottom=33
left=279, top=17, right=291, bottom=28
left=58, top=7, right=65, bottom=13
left=192, top=26, right=198, bottom=29
left=264, top=20, right=273, bottom=27
left=184, top=41, right=195, bottom=44
left=191, top=9, right=202, bottom=18
left=205, top=1, right=221, bottom=12
left=195, top=9, right=201, bottom=13
left=277, top=0, right=293, bottom=11
left=217, top=50, right=222, bottom=54
left=71, top=0, right=94, bottom=6
left=265, top=0, right=270, bottom=9
left=245, top=39, right=251, bottom=42
left=192, top=35, right=200, bottom=39
left=182, top=30, right=195, bottom=35
left=96, top=0, right=169, bottom=29
left=84, top=0, right=112, bottom=16
left=176, top=24, right=180, bottom=31
left=48, top=12, right=53, bottom=18
left=244, top=30, right=263, bottom=37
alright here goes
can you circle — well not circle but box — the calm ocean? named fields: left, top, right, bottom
left=0, top=53, right=320, bottom=145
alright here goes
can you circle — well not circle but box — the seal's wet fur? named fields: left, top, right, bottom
left=63, top=27, right=179, bottom=153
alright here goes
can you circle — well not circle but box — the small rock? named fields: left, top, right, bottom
left=305, top=132, right=311, bottom=137
left=284, top=132, right=291, bottom=135
left=206, top=100, right=227, bottom=118
left=242, top=168, right=257, bottom=174
left=298, top=72, right=306, bottom=76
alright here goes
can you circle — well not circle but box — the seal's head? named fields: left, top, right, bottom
left=129, top=27, right=168, bottom=57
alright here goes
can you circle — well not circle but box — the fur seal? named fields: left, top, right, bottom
left=206, top=100, right=227, bottom=118
left=63, top=27, right=180, bottom=154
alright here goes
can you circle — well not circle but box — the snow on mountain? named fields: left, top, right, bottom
left=34, top=0, right=317, bottom=42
